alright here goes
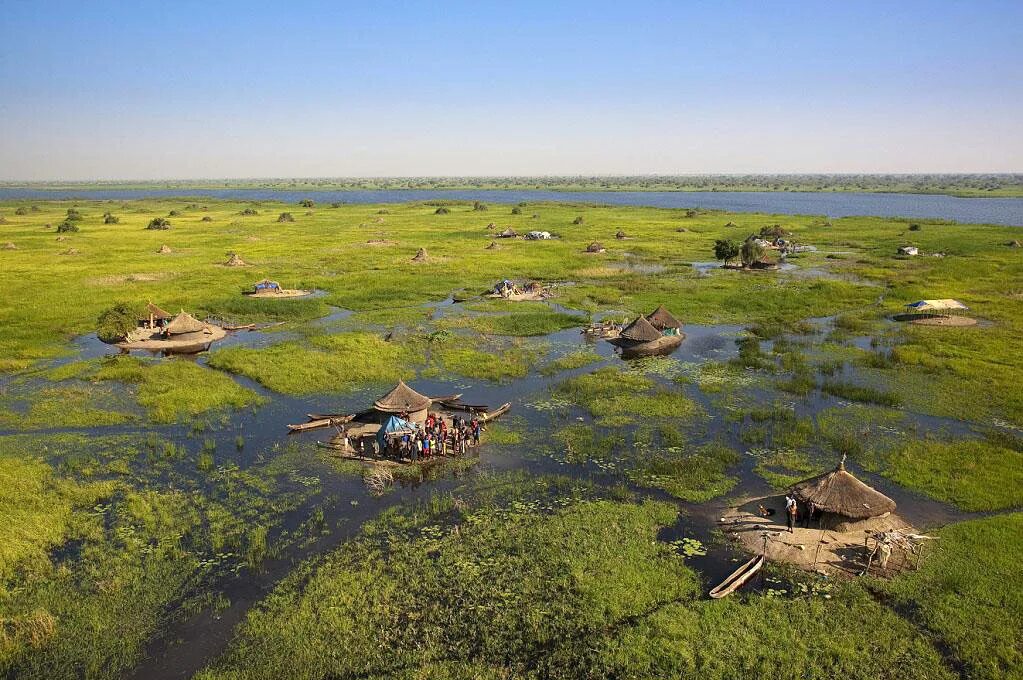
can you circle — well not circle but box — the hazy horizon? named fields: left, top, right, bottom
left=2, top=1, right=1021, bottom=181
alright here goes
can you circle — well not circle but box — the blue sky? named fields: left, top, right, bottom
left=1, top=0, right=1021, bottom=179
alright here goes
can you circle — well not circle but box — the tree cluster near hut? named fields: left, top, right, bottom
left=146, top=217, right=170, bottom=230
left=95, top=302, right=140, bottom=343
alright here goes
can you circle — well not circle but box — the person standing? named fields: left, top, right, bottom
left=785, top=495, right=797, bottom=533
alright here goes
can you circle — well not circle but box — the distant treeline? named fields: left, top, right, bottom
left=4, top=174, right=1022, bottom=197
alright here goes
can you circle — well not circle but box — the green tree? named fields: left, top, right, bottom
left=146, top=217, right=171, bottom=230
left=741, top=235, right=765, bottom=267
left=96, top=302, right=140, bottom=343
left=56, top=220, right=79, bottom=233
left=713, top=239, right=740, bottom=264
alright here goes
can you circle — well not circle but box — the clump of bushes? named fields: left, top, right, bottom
left=103, top=212, right=120, bottom=224
left=473, top=201, right=488, bottom=212
left=330, top=202, right=343, bottom=208
left=56, top=220, right=79, bottom=233
left=376, top=209, right=389, bottom=214
left=277, top=212, right=295, bottom=223
left=14, top=206, right=28, bottom=215
left=239, top=208, right=259, bottom=216
left=713, top=239, right=739, bottom=264
left=908, top=223, right=921, bottom=231
left=685, top=209, right=698, bottom=218
left=65, top=208, right=83, bottom=221
left=299, top=199, right=315, bottom=208
left=201, top=215, right=213, bottom=222
left=434, top=207, right=450, bottom=215
left=96, top=302, right=140, bottom=343
left=146, top=217, right=171, bottom=230
left=572, top=216, right=584, bottom=225
left=511, top=206, right=522, bottom=215
left=168, top=210, right=181, bottom=216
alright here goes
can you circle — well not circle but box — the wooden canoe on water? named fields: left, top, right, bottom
left=708, top=554, right=764, bottom=599
left=437, top=400, right=490, bottom=412
left=480, top=402, right=512, bottom=422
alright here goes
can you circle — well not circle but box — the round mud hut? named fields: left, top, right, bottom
left=224, top=253, right=247, bottom=267
left=790, top=458, right=896, bottom=532
left=373, top=380, right=432, bottom=424
left=411, top=248, right=429, bottom=262
left=164, top=310, right=210, bottom=342
left=585, top=242, right=606, bottom=253
left=157, top=244, right=173, bottom=254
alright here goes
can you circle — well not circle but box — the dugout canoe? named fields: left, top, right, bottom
left=480, top=402, right=512, bottom=422
left=708, top=554, right=764, bottom=599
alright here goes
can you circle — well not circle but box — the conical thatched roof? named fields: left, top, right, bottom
left=224, top=253, right=247, bottom=266
left=411, top=248, right=428, bottom=262
left=586, top=242, right=605, bottom=253
left=165, top=310, right=206, bottom=335
left=498, top=228, right=517, bottom=238
left=791, top=458, right=896, bottom=520
left=157, top=244, right=172, bottom=254
left=146, top=302, right=173, bottom=320
left=645, top=305, right=681, bottom=330
left=374, top=380, right=431, bottom=413
left=619, top=315, right=662, bottom=342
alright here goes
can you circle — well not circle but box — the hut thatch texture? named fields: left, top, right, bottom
left=586, top=242, right=606, bottom=253
left=165, top=311, right=206, bottom=335
left=497, top=228, right=517, bottom=238
left=619, top=315, right=662, bottom=343
left=645, top=305, right=681, bottom=330
left=373, top=380, right=431, bottom=414
left=157, top=244, right=173, bottom=254
left=146, top=302, right=173, bottom=321
left=411, top=248, right=428, bottom=262
left=2, top=242, right=16, bottom=250
left=790, top=459, right=896, bottom=520
left=225, top=253, right=247, bottom=266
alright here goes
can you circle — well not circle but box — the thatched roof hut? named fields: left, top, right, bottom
left=585, top=242, right=606, bottom=253
left=224, top=253, right=247, bottom=266
left=2, top=242, right=16, bottom=250
left=791, top=457, right=896, bottom=528
left=619, top=315, right=662, bottom=343
left=497, top=228, right=517, bottom=238
left=645, top=305, right=681, bottom=331
left=165, top=311, right=206, bottom=336
left=373, top=380, right=431, bottom=423
left=411, top=248, right=429, bottom=262
left=61, top=247, right=79, bottom=255
left=615, top=230, right=627, bottom=240
left=147, top=302, right=173, bottom=319
left=157, top=244, right=172, bottom=254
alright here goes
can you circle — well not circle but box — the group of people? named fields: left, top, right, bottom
left=384, top=411, right=483, bottom=461
left=782, top=494, right=818, bottom=532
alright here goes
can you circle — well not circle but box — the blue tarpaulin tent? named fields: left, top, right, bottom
left=376, top=415, right=416, bottom=450
left=254, top=279, right=281, bottom=292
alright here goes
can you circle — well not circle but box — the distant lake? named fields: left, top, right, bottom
left=1, top=188, right=1021, bottom=226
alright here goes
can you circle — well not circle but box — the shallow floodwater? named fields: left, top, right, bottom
left=9, top=299, right=992, bottom=680
left=2, top=187, right=1022, bottom=225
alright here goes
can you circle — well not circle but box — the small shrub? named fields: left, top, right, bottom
left=239, top=208, right=259, bottom=216
left=511, top=206, right=522, bottom=215
left=168, top=210, right=181, bottom=216
left=330, top=202, right=343, bottom=208
left=56, top=220, right=79, bottom=233
left=14, top=206, right=28, bottom=215
left=908, top=223, right=921, bottom=231
left=299, top=199, right=315, bottom=208
left=277, top=212, right=295, bottom=223
left=572, top=216, right=584, bottom=225
left=685, top=209, right=698, bottom=218
left=473, top=201, right=488, bottom=212
left=434, top=207, right=450, bottom=215
left=146, top=217, right=171, bottom=230
left=103, top=212, right=120, bottom=224
left=201, top=215, right=213, bottom=222
left=65, top=208, right=83, bottom=221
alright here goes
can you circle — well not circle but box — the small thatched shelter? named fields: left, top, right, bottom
left=141, top=302, right=173, bottom=329
left=645, top=305, right=681, bottom=332
left=618, top=315, right=662, bottom=343
left=790, top=457, right=896, bottom=531
left=585, top=242, right=606, bottom=253
left=157, top=244, right=172, bottom=254
left=412, top=248, right=429, bottom=262
left=61, top=247, right=79, bottom=255
left=224, top=253, right=248, bottom=266
left=497, top=228, right=517, bottom=238
left=373, top=380, right=431, bottom=424
left=615, top=230, right=627, bottom=240
left=2, top=242, right=16, bottom=250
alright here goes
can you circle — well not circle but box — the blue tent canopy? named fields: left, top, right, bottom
left=376, top=415, right=415, bottom=449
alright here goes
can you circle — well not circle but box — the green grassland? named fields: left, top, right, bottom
left=1, top=198, right=1022, bottom=678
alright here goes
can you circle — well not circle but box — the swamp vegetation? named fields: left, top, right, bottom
left=0, top=199, right=1021, bottom=679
